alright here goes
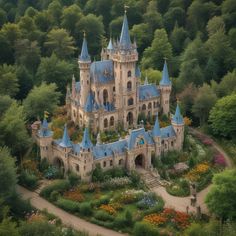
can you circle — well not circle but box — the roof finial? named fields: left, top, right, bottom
left=83, top=30, right=86, bottom=38
left=124, top=4, right=129, bottom=14
left=163, top=56, right=168, bottom=62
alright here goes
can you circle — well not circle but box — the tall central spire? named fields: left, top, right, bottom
left=120, top=10, right=131, bottom=49
left=79, top=32, right=90, bottom=61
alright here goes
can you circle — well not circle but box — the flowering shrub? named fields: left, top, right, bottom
left=99, top=204, right=117, bottom=215
left=202, top=138, right=213, bottom=146
left=101, top=177, right=132, bottom=189
left=144, top=208, right=190, bottom=229
left=44, top=166, right=63, bottom=179
left=118, top=189, right=144, bottom=204
left=214, top=153, right=226, bottom=167
left=137, top=192, right=157, bottom=209
left=26, top=211, right=46, bottom=222
left=185, top=163, right=210, bottom=181
left=64, top=187, right=84, bottom=202
left=110, top=202, right=123, bottom=210
left=144, top=213, right=167, bottom=226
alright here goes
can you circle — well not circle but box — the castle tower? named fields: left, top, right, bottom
left=79, top=128, right=93, bottom=180
left=152, top=113, right=161, bottom=157
left=159, top=60, right=172, bottom=115
left=101, top=38, right=114, bottom=60
left=78, top=34, right=91, bottom=108
left=112, top=10, right=139, bottom=128
left=171, top=104, right=184, bottom=150
left=38, top=118, right=53, bottom=161
left=71, top=74, right=76, bottom=98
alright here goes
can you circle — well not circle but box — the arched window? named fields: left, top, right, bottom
left=128, top=70, right=131, bottom=77
left=148, top=102, right=152, bottom=109
left=128, top=97, right=134, bottom=106
left=142, top=104, right=146, bottom=110
left=119, top=159, right=123, bottom=165
left=127, top=112, right=133, bottom=126
left=127, top=81, right=132, bottom=91
left=103, top=161, right=106, bottom=167
left=76, top=164, right=79, bottom=172
left=103, top=89, right=108, bottom=105
left=110, top=116, right=114, bottom=126
left=104, top=118, right=108, bottom=128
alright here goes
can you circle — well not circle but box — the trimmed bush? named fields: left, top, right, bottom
left=68, top=172, right=80, bottom=187
left=56, top=198, right=80, bottom=213
left=50, top=190, right=60, bottom=202
left=113, top=215, right=127, bottom=229
left=18, top=170, right=39, bottom=190
left=94, top=211, right=114, bottom=222
left=80, top=202, right=92, bottom=216
left=40, top=180, right=70, bottom=199
left=92, top=195, right=110, bottom=207
left=133, top=222, right=159, bottom=236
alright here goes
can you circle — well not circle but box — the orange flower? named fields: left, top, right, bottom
left=64, top=187, right=84, bottom=202
left=99, top=204, right=117, bottom=215
left=144, top=213, right=167, bottom=226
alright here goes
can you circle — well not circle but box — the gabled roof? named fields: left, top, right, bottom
left=160, top=60, right=171, bottom=86
left=59, top=124, right=72, bottom=148
left=161, top=125, right=176, bottom=139
left=172, top=104, right=184, bottom=124
left=152, top=114, right=161, bottom=137
left=120, top=13, right=131, bottom=49
left=84, top=91, right=100, bottom=113
left=90, top=60, right=114, bottom=84
left=80, top=128, right=93, bottom=150
left=79, top=37, right=90, bottom=61
left=139, top=84, right=160, bottom=101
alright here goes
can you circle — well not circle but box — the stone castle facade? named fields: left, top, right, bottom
left=36, top=13, right=185, bottom=181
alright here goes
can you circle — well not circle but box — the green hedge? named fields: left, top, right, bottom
left=40, top=180, right=70, bottom=199
left=56, top=198, right=80, bottom=213
left=133, top=222, right=159, bottom=236
left=18, top=170, right=39, bottom=190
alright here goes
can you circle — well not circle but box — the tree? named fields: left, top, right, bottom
left=23, top=83, right=61, bottom=120
left=141, top=29, right=172, bottom=70
left=0, top=95, right=14, bottom=118
left=36, top=53, right=73, bottom=94
left=0, top=23, right=21, bottom=46
left=0, top=147, right=17, bottom=201
left=209, top=93, right=236, bottom=138
left=206, top=16, right=225, bottom=37
left=205, top=169, right=236, bottom=220
left=0, top=217, right=20, bottom=236
left=143, top=68, right=162, bottom=85
left=192, top=84, right=217, bottom=125
left=0, top=102, right=31, bottom=157
left=44, top=28, right=75, bottom=59
left=0, top=64, right=18, bottom=97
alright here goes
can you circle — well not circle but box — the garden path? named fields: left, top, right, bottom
left=151, top=128, right=233, bottom=215
left=17, top=185, right=125, bottom=236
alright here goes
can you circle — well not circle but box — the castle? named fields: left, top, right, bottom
left=36, top=12, right=184, bottom=181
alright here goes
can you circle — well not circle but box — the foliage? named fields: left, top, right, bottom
left=23, top=83, right=61, bottom=121
left=63, top=187, right=84, bottom=202
left=79, top=202, right=92, bottom=217
left=18, top=170, right=39, bottom=190
left=133, top=222, right=160, bottom=236
left=40, top=180, right=70, bottom=199
left=205, top=169, right=236, bottom=220
left=43, top=166, right=63, bottom=180
left=209, top=93, right=236, bottom=138
left=56, top=198, right=80, bottom=213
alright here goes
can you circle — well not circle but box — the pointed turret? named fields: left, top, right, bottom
left=81, top=128, right=93, bottom=150
left=120, top=12, right=131, bottom=49
left=79, top=34, right=90, bottom=62
left=107, top=38, right=113, bottom=50
left=160, top=60, right=171, bottom=86
left=172, top=103, right=184, bottom=124
left=60, top=124, right=72, bottom=147
left=152, top=113, right=161, bottom=137
left=39, top=118, right=52, bottom=137
left=72, top=74, right=76, bottom=98
left=144, top=73, right=149, bottom=85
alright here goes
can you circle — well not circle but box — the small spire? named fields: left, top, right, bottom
left=72, top=74, right=75, bottom=81
left=96, top=132, right=101, bottom=145
left=160, top=59, right=171, bottom=86
left=79, top=32, right=90, bottom=61
left=144, top=72, right=148, bottom=85
left=81, top=128, right=93, bottom=150
left=152, top=113, right=161, bottom=137
left=60, top=124, right=72, bottom=148
left=172, top=103, right=184, bottom=124
left=107, top=38, right=113, bottom=50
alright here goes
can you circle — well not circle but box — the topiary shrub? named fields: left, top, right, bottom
left=18, top=170, right=39, bottom=190
left=56, top=198, right=80, bottom=213
left=50, top=190, right=60, bottom=202
left=40, top=180, right=70, bottom=199
left=133, top=222, right=159, bottom=236
left=80, top=202, right=92, bottom=216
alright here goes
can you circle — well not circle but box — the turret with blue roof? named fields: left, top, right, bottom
left=59, top=124, right=72, bottom=148
left=80, top=128, right=93, bottom=151
left=39, top=118, right=53, bottom=137
left=172, top=103, right=184, bottom=125
left=160, top=60, right=171, bottom=86
left=107, top=38, right=113, bottom=51
left=79, top=32, right=90, bottom=62
left=152, top=113, right=161, bottom=137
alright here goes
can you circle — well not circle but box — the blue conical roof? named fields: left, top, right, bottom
left=42, top=118, right=48, bottom=129
left=39, top=118, right=52, bottom=137
left=120, top=13, right=131, bottom=49
left=79, top=37, right=90, bottom=61
left=152, top=113, right=161, bottom=137
left=81, top=128, right=93, bottom=150
left=60, top=124, right=72, bottom=147
left=172, top=104, right=184, bottom=124
left=107, top=38, right=113, bottom=50
left=160, top=61, right=171, bottom=86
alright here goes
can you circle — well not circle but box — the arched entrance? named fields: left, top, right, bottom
left=135, top=154, right=145, bottom=169
left=53, top=157, right=65, bottom=174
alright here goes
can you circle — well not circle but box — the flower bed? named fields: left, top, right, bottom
left=99, top=204, right=117, bottom=215
left=184, top=163, right=210, bottom=182
left=64, top=187, right=85, bottom=202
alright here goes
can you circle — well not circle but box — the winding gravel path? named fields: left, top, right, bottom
left=17, top=185, right=125, bottom=236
